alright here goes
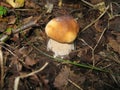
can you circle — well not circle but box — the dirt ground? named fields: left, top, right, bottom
left=0, top=0, right=120, bottom=90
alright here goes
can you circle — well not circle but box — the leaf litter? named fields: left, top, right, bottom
left=0, top=0, right=120, bottom=90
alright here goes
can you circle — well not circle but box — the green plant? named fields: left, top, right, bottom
left=0, top=6, right=7, bottom=17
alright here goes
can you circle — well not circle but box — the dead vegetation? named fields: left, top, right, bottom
left=0, top=0, right=120, bottom=90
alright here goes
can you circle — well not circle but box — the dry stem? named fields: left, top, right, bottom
left=80, top=27, right=107, bottom=66
left=14, top=62, right=49, bottom=90
left=68, top=79, right=83, bottom=90
left=0, top=46, right=4, bottom=89
left=81, top=5, right=109, bottom=32
left=0, top=16, right=41, bottom=42
left=79, top=5, right=109, bottom=66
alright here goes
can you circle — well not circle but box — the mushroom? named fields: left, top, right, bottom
left=45, top=16, right=79, bottom=58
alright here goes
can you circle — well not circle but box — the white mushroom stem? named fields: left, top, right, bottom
left=47, top=39, right=74, bottom=58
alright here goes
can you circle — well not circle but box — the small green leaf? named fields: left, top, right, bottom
left=0, top=6, right=3, bottom=9
left=0, top=11, right=4, bottom=16
left=5, top=27, right=12, bottom=35
left=0, top=6, right=7, bottom=16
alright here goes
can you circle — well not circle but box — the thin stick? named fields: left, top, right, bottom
left=94, top=28, right=107, bottom=50
left=13, top=16, right=41, bottom=34
left=0, top=46, right=4, bottom=89
left=79, top=38, right=93, bottom=50
left=1, top=45, right=18, bottom=57
left=79, top=27, right=107, bottom=66
left=0, top=16, right=41, bottom=42
left=92, top=27, right=107, bottom=66
left=14, top=62, right=48, bottom=90
left=79, top=5, right=109, bottom=66
left=68, top=79, right=83, bottom=90
left=1, top=44, right=33, bottom=69
left=81, top=0, right=94, bottom=8
left=81, top=5, right=109, bottom=32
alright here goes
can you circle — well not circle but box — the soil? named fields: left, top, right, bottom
left=0, top=0, right=120, bottom=90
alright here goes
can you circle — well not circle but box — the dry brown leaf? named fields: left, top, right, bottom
left=116, top=36, right=120, bottom=43
left=109, top=16, right=120, bottom=32
left=54, top=66, right=85, bottom=89
left=108, top=37, right=120, bottom=54
left=18, top=46, right=30, bottom=57
left=111, top=32, right=120, bottom=43
left=77, top=46, right=90, bottom=57
left=22, top=16, right=33, bottom=24
left=9, top=57, right=22, bottom=72
left=28, top=74, right=40, bottom=86
left=8, top=16, right=16, bottom=24
left=0, top=19, right=8, bottom=32
left=94, top=16, right=108, bottom=32
left=54, top=66, right=70, bottom=88
left=18, top=46, right=37, bottom=66
left=25, top=0, right=40, bottom=9
left=11, top=33, right=19, bottom=42
left=25, top=56, right=37, bottom=66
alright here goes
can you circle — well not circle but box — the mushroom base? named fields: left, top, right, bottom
left=47, top=39, right=74, bottom=58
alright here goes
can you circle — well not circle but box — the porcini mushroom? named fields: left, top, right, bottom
left=45, top=16, right=79, bottom=58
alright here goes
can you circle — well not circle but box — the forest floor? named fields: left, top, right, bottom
left=0, top=0, right=120, bottom=90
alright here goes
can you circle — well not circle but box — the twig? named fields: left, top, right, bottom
left=92, top=27, right=107, bottom=66
left=15, top=9, right=36, bottom=11
left=14, top=62, right=49, bottom=90
left=109, top=2, right=120, bottom=19
left=79, top=38, right=93, bottom=50
left=1, top=44, right=35, bottom=69
left=0, top=46, right=4, bottom=89
left=12, top=16, right=40, bottom=34
left=79, top=5, right=109, bottom=66
left=0, top=16, right=41, bottom=42
left=81, top=5, right=109, bottom=32
left=79, top=27, right=107, bottom=66
left=81, top=0, right=94, bottom=8
left=1, top=45, right=18, bottom=58
left=109, top=2, right=113, bottom=18
left=94, top=28, right=107, bottom=51
left=68, top=79, right=83, bottom=90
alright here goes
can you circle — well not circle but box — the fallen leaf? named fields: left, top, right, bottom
left=54, top=66, right=70, bottom=88
left=19, top=16, right=33, bottom=36
left=9, top=56, right=23, bottom=72
left=18, top=46, right=30, bottom=57
left=94, top=16, right=108, bottom=32
left=25, top=0, right=40, bottom=9
left=111, top=31, right=120, bottom=43
left=116, top=36, right=120, bottom=43
left=22, top=16, right=33, bottom=25
left=109, top=16, right=120, bottom=32
left=6, top=0, right=24, bottom=8
left=107, top=36, right=120, bottom=54
left=8, top=16, right=16, bottom=24
left=11, top=33, right=19, bottom=42
left=54, top=66, right=85, bottom=89
left=0, top=18, right=8, bottom=32
left=25, top=56, right=38, bottom=66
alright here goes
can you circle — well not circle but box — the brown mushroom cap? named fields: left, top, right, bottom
left=45, top=16, right=79, bottom=43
